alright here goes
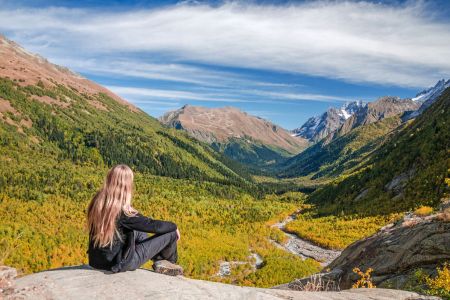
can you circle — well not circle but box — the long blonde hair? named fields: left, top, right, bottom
left=87, top=164, right=137, bottom=248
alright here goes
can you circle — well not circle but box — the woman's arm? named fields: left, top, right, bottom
left=121, top=213, right=177, bottom=234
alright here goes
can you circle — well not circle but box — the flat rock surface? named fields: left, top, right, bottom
left=13, top=265, right=432, bottom=300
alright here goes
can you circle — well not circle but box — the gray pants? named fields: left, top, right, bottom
left=125, top=230, right=178, bottom=271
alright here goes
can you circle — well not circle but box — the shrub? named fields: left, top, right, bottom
left=414, top=206, right=434, bottom=217
left=352, top=267, right=376, bottom=289
left=425, top=263, right=450, bottom=299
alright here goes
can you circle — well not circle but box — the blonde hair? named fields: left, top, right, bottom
left=87, top=164, right=137, bottom=248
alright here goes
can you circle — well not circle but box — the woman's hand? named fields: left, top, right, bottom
left=176, top=229, right=181, bottom=241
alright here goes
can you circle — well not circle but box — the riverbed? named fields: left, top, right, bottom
left=271, top=211, right=341, bottom=266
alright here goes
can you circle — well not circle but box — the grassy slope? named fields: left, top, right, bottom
left=0, top=78, right=252, bottom=186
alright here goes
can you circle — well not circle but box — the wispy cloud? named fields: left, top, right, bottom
left=106, top=84, right=356, bottom=107
left=0, top=1, right=449, bottom=87
left=54, top=57, right=300, bottom=90
left=106, top=85, right=247, bottom=103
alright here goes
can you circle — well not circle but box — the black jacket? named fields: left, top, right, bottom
left=88, top=212, right=177, bottom=272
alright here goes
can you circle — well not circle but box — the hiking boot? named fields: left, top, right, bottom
left=153, top=260, right=183, bottom=276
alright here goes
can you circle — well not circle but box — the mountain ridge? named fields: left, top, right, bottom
left=160, top=105, right=308, bottom=168
left=0, top=34, right=137, bottom=113
left=280, top=95, right=422, bottom=180
left=310, top=86, right=450, bottom=215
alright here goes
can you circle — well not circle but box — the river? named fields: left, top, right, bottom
left=271, top=211, right=341, bottom=266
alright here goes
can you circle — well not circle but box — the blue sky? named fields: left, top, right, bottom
left=1, top=0, right=449, bottom=129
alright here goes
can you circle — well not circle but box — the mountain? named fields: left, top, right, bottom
left=0, top=34, right=252, bottom=187
left=408, top=79, right=450, bottom=118
left=160, top=105, right=308, bottom=168
left=280, top=96, right=420, bottom=179
left=310, top=86, right=450, bottom=215
left=412, top=79, right=450, bottom=103
left=291, top=101, right=365, bottom=142
left=279, top=115, right=405, bottom=179
left=0, top=34, right=134, bottom=111
left=331, top=97, right=420, bottom=140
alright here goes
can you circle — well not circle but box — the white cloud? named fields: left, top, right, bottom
left=106, top=85, right=246, bottom=103
left=53, top=57, right=297, bottom=90
left=240, top=89, right=351, bottom=102
left=106, top=84, right=355, bottom=104
left=0, top=1, right=449, bottom=87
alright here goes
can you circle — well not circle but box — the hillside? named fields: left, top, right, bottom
left=309, top=87, right=450, bottom=215
left=160, top=105, right=308, bottom=168
left=0, top=35, right=251, bottom=186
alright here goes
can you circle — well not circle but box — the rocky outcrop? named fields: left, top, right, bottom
left=2, top=265, right=437, bottom=299
left=288, top=214, right=450, bottom=291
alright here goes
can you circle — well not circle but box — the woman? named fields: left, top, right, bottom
left=87, top=164, right=183, bottom=275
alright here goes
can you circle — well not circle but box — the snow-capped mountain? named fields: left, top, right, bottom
left=293, top=78, right=450, bottom=144
left=403, top=79, right=450, bottom=120
left=338, top=101, right=365, bottom=119
left=412, top=79, right=450, bottom=103
left=414, top=79, right=450, bottom=114
left=337, top=96, right=420, bottom=138
left=292, top=101, right=366, bottom=142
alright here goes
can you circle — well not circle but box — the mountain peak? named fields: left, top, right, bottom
left=292, top=100, right=367, bottom=142
left=160, top=105, right=308, bottom=157
left=412, top=79, right=450, bottom=102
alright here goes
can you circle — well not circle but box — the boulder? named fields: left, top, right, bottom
left=287, top=215, right=450, bottom=292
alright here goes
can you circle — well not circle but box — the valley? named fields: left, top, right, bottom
left=0, top=34, right=449, bottom=298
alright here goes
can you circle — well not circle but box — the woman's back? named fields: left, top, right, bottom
left=87, top=165, right=181, bottom=275
left=88, top=211, right=177, bottom=272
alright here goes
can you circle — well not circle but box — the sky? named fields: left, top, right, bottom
left=0, top=0, right=449, bottom=129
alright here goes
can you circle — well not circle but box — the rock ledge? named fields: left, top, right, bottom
left=6, top=265, right=435, bottom=299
